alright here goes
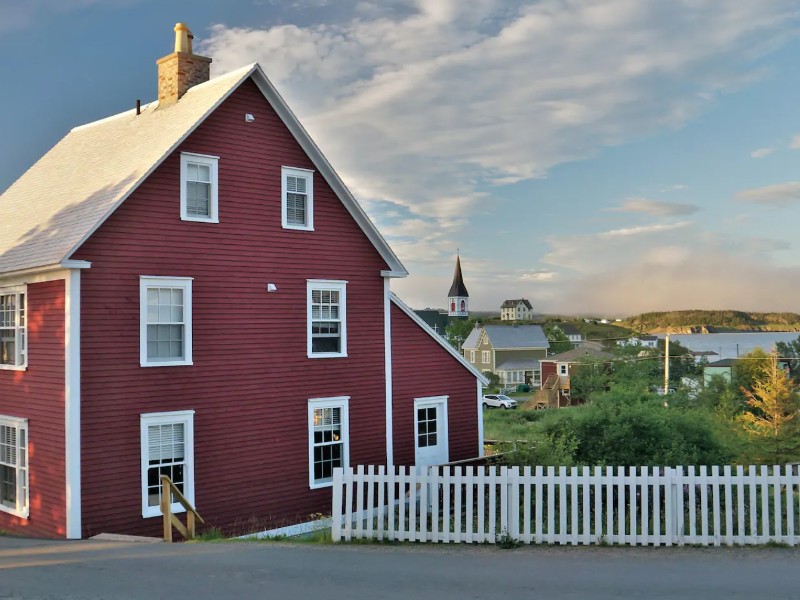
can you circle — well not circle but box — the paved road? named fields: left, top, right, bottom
left=0, top=536, right=797, bottom=599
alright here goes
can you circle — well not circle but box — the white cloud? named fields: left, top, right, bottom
left=609, top=197, right=699, bottom=216
left=750, top=147, right=774, bottom=158
left=200, top=1, right=799, bottom=312
left=737, top=182, right=800, bottom=207
left=790, top=134, right=800, bottom=149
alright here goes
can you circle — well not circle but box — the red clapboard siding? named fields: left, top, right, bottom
left=541, top=361, right=557, bottom=383
left=0, top=280, right=66, bottom=537
left=390, top=304, right=479, bottom=466
left=71, top=78, right=391, bottom=537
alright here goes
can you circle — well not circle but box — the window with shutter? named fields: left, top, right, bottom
left=140, top=411, right=194, bottom=518
left=308, top=398, right=349, bottom=488
left=282, top=167, right=314, bottom=230
left=0, top=416, right=28, bottom=518
left=140, top=277, right=193, bottom=367
left=180, top=153, right=219, bottom=223
left=0, top=288, right=26, bottom=369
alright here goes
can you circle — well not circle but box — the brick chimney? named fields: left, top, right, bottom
left=156, top=23, right=212, bottom=106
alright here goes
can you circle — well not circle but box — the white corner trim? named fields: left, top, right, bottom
left=388, top=293, right=489, bottom=385
left=65, top=269, right=82, bottom=538
left=384, top=277, right=393, bottom=467
left=477, top=379, right=484, bottom=457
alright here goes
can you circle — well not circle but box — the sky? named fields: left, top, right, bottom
left=2, top=0, right=800, bottom=316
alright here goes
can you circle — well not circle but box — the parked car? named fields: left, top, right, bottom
left=482, top=394, right=518, bottom=409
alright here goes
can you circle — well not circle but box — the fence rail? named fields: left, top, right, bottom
left=331, top=465, right=800, bottom=546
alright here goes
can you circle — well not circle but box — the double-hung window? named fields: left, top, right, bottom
left=180, top=153, right=219, bottom=222
left=140, top=277, right=193, bottom=367
left=0, top=287, right=26, bottom=369
left=140, top=411, right=194, bottom=518
left=282, top=167, right=314, bottom=230
left=307, top=280, right=346, bottom=358
left=308, top=397, right=349, bottom=488
left=0, top=416, right=28, bottom=518
left=482, top=350, right=490, bottom=364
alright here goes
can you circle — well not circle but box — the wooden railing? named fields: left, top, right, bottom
left=160, top=475, right=204, bottom=542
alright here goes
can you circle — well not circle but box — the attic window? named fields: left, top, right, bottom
left=282, top=167, right=314, bottom=231
left=0, top=288, right=26, bottom=370
left=180, top=153, right=219, bottom=223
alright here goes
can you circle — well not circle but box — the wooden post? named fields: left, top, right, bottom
left=161, top=475, right=172, bottom=543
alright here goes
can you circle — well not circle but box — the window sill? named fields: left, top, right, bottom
left=0, top=364, right=27, bottom=371
left=309, top=480, right=333, bottom=490
left=181, top=215, right=219, bottom=223
left=0, top=505, right=29, bottom=519
left=282, top=223, right=314, bottom=231
left=140, top=360, right=194, bottom=368
left=142, top=504, right=187, bottom=519
left=307, top=353, right=347, bottom=359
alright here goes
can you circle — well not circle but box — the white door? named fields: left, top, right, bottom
left=414, top=397, right=449, bottom=466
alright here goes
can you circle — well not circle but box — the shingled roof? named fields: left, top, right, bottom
left=501, top=298, right=532, bottom=309
left=0, top=64, right=407, bottom=277
left=447, top=254, right=469, bottom=298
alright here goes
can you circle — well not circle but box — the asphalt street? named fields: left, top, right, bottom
left=0, top=536, right=797, bottom=600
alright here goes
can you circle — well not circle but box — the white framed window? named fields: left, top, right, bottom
left=0, top=287, right=26, bottom=369
left=482, top=350, right=490, bottom=363
left=559, top=364, right=568, bottom=376
left=180, top=153, right=219, bottom=223
left=282, top=166, right=314, bottom=230
left=0, top=416, right=28, bottom=518
left=307, top=280, right=347, bottom=358
left=308, top=397, right=349, bottom=488
left=140, top=410, right=195, bottom=518
left=140, top=277, right=193, bottom=367
left=469, top=350, right=476, bottom=362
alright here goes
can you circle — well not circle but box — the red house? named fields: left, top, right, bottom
left=0, top=24, right=487, bottom=539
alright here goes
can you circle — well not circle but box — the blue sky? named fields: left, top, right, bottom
left=2, top=1, right=800, bottom=315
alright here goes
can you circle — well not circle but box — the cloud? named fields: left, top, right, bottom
left=736, top=182, right=800, bottom=207
left=201, top=2, right=799, bottom=312
left=609, top=197, right=700, bottom=216
left=750, top=147, right=774, bottom=158
left=790, top=134, right=800, bottom=149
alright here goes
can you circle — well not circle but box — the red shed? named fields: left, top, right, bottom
left=0, top=25, right=487, bottom=539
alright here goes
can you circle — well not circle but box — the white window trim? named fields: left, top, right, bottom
left=180, top=152, right=219, bottom=223
left=413, top=396, right=449, bottom=465
left=0, top=415, right=29, bottom=518
left=140, top=410, right=195, bottom=518
left=0, top=286, right=27, bottom=371
left=482, top=350, right=490, bottom=363
left=469, top=350, right=476, bottom=362
left=307, top=279, right=347, bottom=358
left=282, top=166, right=314, bottom=231
left=139, top=276, right=193, bottom=367
left=307, top=397, right=350, bottom=489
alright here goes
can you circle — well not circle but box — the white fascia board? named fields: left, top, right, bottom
left=249, top=66, right=408, bottom=278
left=384, top=278, right=393, bottom=467
left=389, top=293, right=489, bottom=385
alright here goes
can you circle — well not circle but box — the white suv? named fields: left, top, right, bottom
left=482, top=394, right=518, bottom=409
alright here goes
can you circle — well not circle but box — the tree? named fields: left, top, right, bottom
left=776, top=335, right=800, bottom=378
left=569, top=358, right=611, bottom=402
left=445, top=318, right=475, bottom=351
left=544, top=325, right=572, bottom=355
left=733, top=348, right=771, bottom=392
left=738, top=351, right=800, bottom=464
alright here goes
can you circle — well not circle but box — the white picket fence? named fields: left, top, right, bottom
left=331, top=464, right=800, bottom=546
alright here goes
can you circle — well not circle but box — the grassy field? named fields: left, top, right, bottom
left=483, top=406, right=544, bottom=442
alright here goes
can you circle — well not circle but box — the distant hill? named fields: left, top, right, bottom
left=623, top=310, right=800, bottom=333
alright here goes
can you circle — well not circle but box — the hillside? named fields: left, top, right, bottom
left=623, top=310, right=800, bottom=333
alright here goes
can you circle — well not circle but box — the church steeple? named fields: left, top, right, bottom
left=447, top=253, right=469, bottom=317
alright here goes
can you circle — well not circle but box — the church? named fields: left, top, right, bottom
left=415, top=254, right=470, bottom=336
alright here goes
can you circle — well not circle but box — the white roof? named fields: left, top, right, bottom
left=0, top=64, right=406, bottom=277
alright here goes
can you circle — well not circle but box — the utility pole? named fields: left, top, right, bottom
left=664, top=332, right=670, bottom=404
